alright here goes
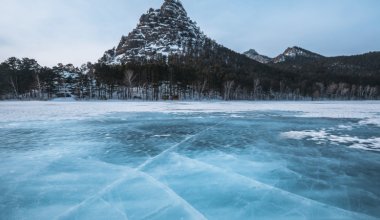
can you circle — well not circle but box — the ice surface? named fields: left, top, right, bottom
left=1, top=101, right=380, bottom=219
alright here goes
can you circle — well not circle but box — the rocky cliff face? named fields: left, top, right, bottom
left=100, top=0, right=206, bottom=64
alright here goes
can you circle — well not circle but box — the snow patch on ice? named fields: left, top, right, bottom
left=359, top=117, right=380, bottom=127
left=281, top=130, right=380, bottom=152
left=337, top=125, right=354, bottom=130
left=281, top=130, right=328, bottom=140
left=153, top=134, right=171, bottom=137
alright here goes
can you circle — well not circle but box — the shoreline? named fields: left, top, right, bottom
left=1, top=101, right=380, bottom=125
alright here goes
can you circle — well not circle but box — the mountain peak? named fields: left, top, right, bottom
left=243, top=49, right=271, bottom=64
left=100, top=0, right=205, bottom=64
left=273, top=46, right=323, bottom=63
left=245, top=49, right=259, bottom=55
left=161, top=0, right=187, bottom=17
left=164, top=0, right=182, bottom=4
left=283, top=46, right=315, bottom=56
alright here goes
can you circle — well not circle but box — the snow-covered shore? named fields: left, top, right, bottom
left=1, top=101, right=380, bottom=125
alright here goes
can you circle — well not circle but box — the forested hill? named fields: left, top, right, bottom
left=271, top=51, right=380, bottom=78
left=0, top=0, right=379, bottom=101
left=268, top=52, right=380, bottom=99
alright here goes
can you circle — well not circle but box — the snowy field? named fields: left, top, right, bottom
left=0, top=101, right=380, bottom=219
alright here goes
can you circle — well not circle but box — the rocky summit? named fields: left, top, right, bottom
left=272, top=46, right=324, bottom=63
left=100, top=0, right=206, bottom=64
left=243, top=49, right=272, bottom=64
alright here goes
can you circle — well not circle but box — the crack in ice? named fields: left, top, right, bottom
left=54, top=120, right=226, bottom=220
left=54, top=166, right=207, bottom=220
left=137, top=171, right=207, bottom=220
left=99, top=198, right=129, bottom=220
left=171, top=153, right=378, bottom=220
left=136, top=120, right=226, bottom=170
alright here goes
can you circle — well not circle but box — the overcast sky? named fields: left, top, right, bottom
left=0, top=0, right=379, bottom=66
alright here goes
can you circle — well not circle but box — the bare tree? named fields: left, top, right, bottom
left=253, top=79, right=261, bottom=100
left=9, top=76, right=18, bottom=99
left=224, top=80, right=234, bottom=100
left=124, top=70, right=135, bottom=99
left=35, top=74, right=42, bottom=99
left=196, top=79, right=207, bottom=100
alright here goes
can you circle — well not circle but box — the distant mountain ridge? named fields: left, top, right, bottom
left=243, top=46, right=380, bottom=78
left=243, top=46, right=324, bottom=64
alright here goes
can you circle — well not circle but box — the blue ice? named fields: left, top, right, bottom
left=0, top=111, right=380, bottom=219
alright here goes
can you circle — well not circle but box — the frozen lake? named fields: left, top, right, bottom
left=1, top=101, right=380, bottom=220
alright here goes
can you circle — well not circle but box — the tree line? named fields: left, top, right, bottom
left=1, top=45, right=379, bottom=101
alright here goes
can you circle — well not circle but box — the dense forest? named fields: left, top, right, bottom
left=1, top=45, right=379, bottom=101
